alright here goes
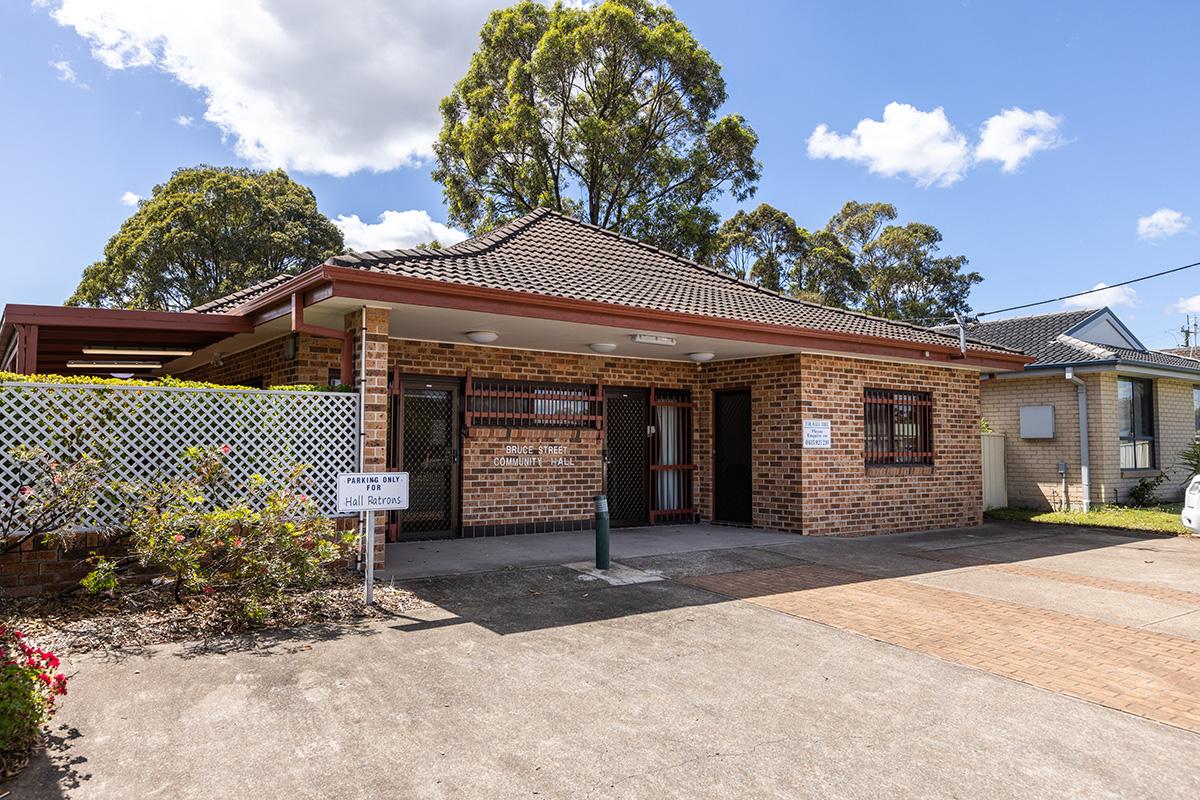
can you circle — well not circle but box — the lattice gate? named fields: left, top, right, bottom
left=0, top=381, right=358, bottom=528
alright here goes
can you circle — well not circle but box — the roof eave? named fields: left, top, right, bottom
left=1019, top=357, right=1200, bottom=378
left=232, top=266, right=1030, bottom=371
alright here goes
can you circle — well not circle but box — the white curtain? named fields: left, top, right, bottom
left=655, top=405, right=681, bottom=511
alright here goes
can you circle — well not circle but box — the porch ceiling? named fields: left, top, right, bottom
left=307, top=296, right=801, bottom=362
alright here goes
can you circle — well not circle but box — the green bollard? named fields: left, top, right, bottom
left=594, top=495, right=610, bottom=570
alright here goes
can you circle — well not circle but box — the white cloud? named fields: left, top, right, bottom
left=975, top=107, right=1063, bottom=172
left=119, top=191, right=141, bottom=206
left=1173, top=295, right=1200, bottom=314
left=175, top=114, right=193, bottom=127
left=808, top=102, right=1063, bottom=187
left=50, top=59, right=88, bottom=88
left=43, top=0, right=498, bottom=176
left=1137, top=208, right=1191, bottom=241
left=334, top=210, right=467, bottom=252
left=1063, top=282, right=1137, bottom=310
left=807, top=102, right=971, bottom=187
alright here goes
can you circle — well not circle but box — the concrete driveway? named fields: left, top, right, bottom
left=11, top=522, right=1200, bottom=799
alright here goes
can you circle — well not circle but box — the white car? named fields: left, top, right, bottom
left=1184, top=476, right=1200, bottom=534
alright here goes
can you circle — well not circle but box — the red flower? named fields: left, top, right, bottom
left=172, top=534, right=186, bottom=543
left=297, top=494, right=309, bottom=503
left=219, top=444, right=232, bottom=456
left=17, top=485, right=32, bottom=497
left=232, top=537, right=245, bottom=548
left=202, top=585, right=215, bottom=595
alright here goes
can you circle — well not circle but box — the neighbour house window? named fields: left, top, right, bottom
left=465, top=377, right=601, bottom=429
left=1194, top=386, right=1200, bottom=437
left=864, top=388, right=934, bottom=466
left=1118, top=377, right=1155, bottom=469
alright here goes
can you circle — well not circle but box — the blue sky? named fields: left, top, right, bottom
left=1, top=1, right=1197, bottom=348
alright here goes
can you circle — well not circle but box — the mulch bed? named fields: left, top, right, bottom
left=0, top=570, right=431, bottom=658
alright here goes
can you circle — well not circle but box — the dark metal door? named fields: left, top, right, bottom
left=604, top=387, right=649, bottom=527
left=714, top=389, right=752, bottom=524
left=388, top=376, right=460, bottom=541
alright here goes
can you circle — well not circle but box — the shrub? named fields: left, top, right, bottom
left=92, top=447, right=357, bottom=616
left=0, top=627, right=68, bottom=755
left=1, top=445, right=106, bottom=555
left=979, top=418, right=993, bottom=434
left=1127, top=473, right=1168, bottom=508
left=1180, top=439, right=1200, bottom=481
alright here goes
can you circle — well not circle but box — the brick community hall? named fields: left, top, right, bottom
left=1, top=209, right=1029, bottom=568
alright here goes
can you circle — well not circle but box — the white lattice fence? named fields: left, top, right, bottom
left=0, top=382, right=358, bottom=528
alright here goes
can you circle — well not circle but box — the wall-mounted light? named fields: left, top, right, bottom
left=466, top=330, right=499, bottom=344
left=67, top=360, right=161, bottom=370
left=82, top=346, right=194, bottom=357
left=631, top=333, right=676, bottom=347
left=687, top=352, right=715, bottom=363
left=588, top=342, right=617, bottom=353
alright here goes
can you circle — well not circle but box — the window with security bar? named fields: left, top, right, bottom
left=864, top=388, right=934, bottom=466
left=465, top=374, right=602, bottom=430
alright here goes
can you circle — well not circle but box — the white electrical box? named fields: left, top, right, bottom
left=1019, top=405, right=1055, bottom=439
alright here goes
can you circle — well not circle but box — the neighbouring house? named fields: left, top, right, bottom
left=962, top=307, right=1200, bottom=510
left=1, top=208, right=1028, bottom=572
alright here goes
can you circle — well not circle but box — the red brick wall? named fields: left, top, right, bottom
left=177, top=335, right=984, bottom=539
left=799, top=354, right=983, bottom=535
left=1, top=533, right=129, bottom=598
left=461, top=427, right=603, bottom=535
left=179, top=332, right=341, bottom=387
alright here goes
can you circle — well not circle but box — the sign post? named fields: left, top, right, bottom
left=337, top=472, right=409, bottom=605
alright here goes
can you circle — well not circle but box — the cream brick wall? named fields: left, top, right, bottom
left=982, top=370, right=1198, bottom=509
left=981, top=374, right=1088, bottom=509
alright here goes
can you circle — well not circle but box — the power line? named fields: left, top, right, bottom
left=975, top=258, right=1200, bottom=318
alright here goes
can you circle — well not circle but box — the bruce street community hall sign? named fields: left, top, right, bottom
left=492, top=443, right=577, bottom=468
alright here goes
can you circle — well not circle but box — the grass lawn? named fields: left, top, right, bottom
left=985, top=504, right=1189, bottom=535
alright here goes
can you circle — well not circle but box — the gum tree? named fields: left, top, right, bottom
left=69, top=166, right=344, bottom=311
left=433, top=0, right=760, bottom=260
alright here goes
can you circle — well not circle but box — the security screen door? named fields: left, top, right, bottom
left=714, top=388, right=753, bottom=524
left=604, top=387, right=650, bottom=527
left=388, top=375, right=460, bottom=541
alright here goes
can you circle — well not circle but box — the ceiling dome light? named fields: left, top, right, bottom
left=466, top=330, right=499, bottom=344
left=588, top=342, right=617, bottom=353
left=687, top=352, right=715, bottom=363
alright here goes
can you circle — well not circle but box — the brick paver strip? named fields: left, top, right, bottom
left=907, top=547, right=1200, bottom=608
left=681, top=564, right=1200, bottom=734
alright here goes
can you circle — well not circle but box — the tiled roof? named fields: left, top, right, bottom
left=1160, top=346, right=1200, bottom=360
left=958, top=308, right=1200, bottom=374
left=191, top=273, right=295, bottom=314
left=312, top=208, right=1017, bottom=355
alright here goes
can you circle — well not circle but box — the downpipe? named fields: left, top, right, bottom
left=1065, top=368, right=1091, bottom=512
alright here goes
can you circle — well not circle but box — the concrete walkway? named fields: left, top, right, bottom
left=380, top=523, right=800, bottom=580
left=11, top=522, right=1200, bottom=799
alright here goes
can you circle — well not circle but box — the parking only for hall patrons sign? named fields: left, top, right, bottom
left=802, top=419, right=832, bottom=449
left=337, top=473, right=410, bottom=512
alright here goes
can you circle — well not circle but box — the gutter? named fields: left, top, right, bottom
left=1064, top=367, right=1091, bottom=512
